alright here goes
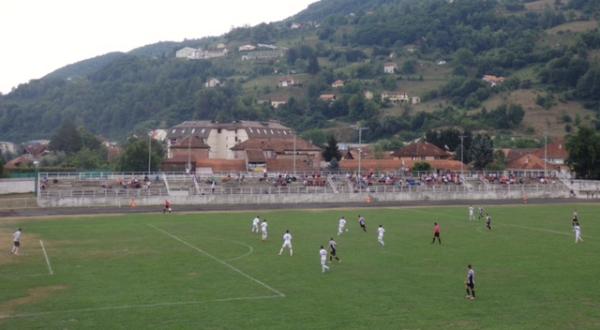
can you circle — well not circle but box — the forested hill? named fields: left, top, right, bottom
left=1, top=0, right=600, bottom=143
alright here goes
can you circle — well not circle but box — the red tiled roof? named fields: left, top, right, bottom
left=533, top=140, right=568, bottom=160
left=392, top=142, right=451, bottom=158
left=506, top=154, right=558, bottom=170
left=231, top=138, right=320, bottom=152
left=502, top=149, right=538, bottom=163
left=4, top=155, right=35, bottom=169
left=246, top=149, right=266, bottom=163
left=340, top=159, right=467, bottom=171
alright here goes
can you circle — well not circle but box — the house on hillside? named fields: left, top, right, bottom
left=482, top=75, right=505, bottom=87
left=175, top=47, right=228, bottom=60
left=319, top=94, right=337, bottom=102
left=364, top=91, right=374, bottom=100
left=241, top=50, right=285, bottom=61
left=175, top=47, right=196, bottom=59
left=205, top=78, right=222, bottom=88
left=381, top=91, right=410, bottom=103
left=392, top=142, right=452, bottom=161
left=384, top=63, right=397, bottom=74
left=332, top=80, right=345, bottom=88
left=270, top=99, right=288, bottom=108
left=238, top=44, right=256, bottom=52
left=278, top=77, right=299, bottom=88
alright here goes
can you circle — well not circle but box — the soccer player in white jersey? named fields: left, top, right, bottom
left=377, top=225, right=385, bottom=247
left=11, top=228, right=22, bottom=255
left=468, top=206, right=475, bottom=221
left=279, top=230, right=293, bottom=256
left=574, top=224, right=583, bottom=243
left=319, top=245, right=330, bottom=273
left=251, top=216, right=261, bottom=233
left=260, top=220, right=268, bottom=241
left=338, top=216, right=347, bottom=236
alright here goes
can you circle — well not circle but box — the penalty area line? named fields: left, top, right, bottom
left=147, top=224, right=285, bottom=298
left=0, top=295, right=282, bottom=319
left=39, top=240, right=54, bottom=275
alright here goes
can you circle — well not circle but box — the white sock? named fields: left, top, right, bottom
left=290, top=249, right=293, bottom=256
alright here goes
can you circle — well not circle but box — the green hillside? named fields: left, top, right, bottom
left=1, top=0, right=599, bottom=143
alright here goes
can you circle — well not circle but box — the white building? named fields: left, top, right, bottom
left=205, top=78, right=222, bottom=88
left=384, top=63, right=397, bottom=74
left=167, top=121, right=293, bottom=160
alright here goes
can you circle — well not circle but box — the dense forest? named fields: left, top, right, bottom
left=1, top=0, right=599, bottom=143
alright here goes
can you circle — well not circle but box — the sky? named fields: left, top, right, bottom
left=0, top=0, right=317, bottom=94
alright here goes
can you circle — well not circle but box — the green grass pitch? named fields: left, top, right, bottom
left=1, top=204, right=599, bottom=329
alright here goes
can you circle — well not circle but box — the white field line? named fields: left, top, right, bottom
left=39, top=240, right=54, bottom=275
left=0, top=295, right=281, bottom=319
left=147, top=224, right=285, bottom=297
left=226, top=240, right=254, bottom=262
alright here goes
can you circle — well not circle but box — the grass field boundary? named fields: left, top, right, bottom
left=1, top=295, right=282, bottom=319
left=147, top=224, right=285, bottom=298
left=39, top=240, right=53, bottom=275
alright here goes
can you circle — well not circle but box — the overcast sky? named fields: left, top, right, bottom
left=0, top=0, right=316, bottom=94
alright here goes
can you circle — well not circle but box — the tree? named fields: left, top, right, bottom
left=307, top=55, right=320, bottom=74
left=49, top=120, right=82, bottom=154
left=118, top=137, right=164, bottom=172
left=322, top=135, right=341, bottom=162
left=412, top=161, right=432, bottom=173
left=470, top=134, right=494, bottom=170
left=566, top=127, right=600, bottom=179
left=401, top=60, right=417, bottom=74
left=68, top=147, right=108, bottom=170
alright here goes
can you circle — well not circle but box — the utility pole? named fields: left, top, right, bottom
left=460, top=134, right=465, bottom=177
left=293, top=134, right=297, bottom=176
left=544, top=132, right=548, bottom=178
left=147, top=131, right=152, bottom=175
left=353, top=124, right=369, bottom=188
left=187, top=134, right=192, bottom=173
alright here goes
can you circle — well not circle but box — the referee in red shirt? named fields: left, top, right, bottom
left=431, top=222, right=441, bottom=245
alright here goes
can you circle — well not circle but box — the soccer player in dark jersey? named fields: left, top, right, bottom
left=478, top=207, right=485, bottom=220
left=358, top=215, right=367, bottom=232
left=163, top=200, right=172, bottom=214
left=465, top=264, right=476, bottom=300
left=431, top=222, right=441, bottom=245
left=485, top=214, right=492, bottom=230
left=328, top=238, right=341, bottom=262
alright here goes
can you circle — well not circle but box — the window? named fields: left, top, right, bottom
left=201, top=128, right=206, bottom=134
left=270, top=129, right=274, bottom=134
left=218, top=128, right=222, bottom=133
left=171, top=129, right=176, bottom=133
left=249, top=128, right=253, bottom=133
left=191, top=128, right=196, bottom=133
left=283, top=131, right=288, bottom=135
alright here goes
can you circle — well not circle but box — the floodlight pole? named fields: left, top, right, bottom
left=354, top=125, right=368, bottom=189
left=544, top=132, right=548, bottom=178
left=460, top=134, right=465, bottom=177
left=293, top=134, right=297, bottom=176
left=187, top=134, right=192, bottom=173
left=147, top=131, right=152, bottom=175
